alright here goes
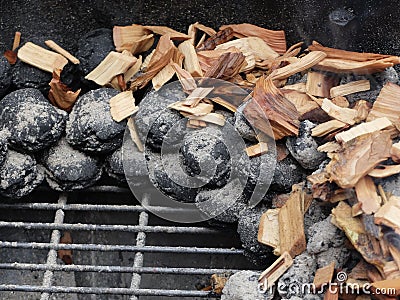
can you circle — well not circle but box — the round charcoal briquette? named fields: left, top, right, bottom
left=105, top=146, right=126, bottom=183
left=0, top=88, right=67, bottom=153
left=0, top=129, right=10, bottom=168
left=11, top=60, right=52, bottom=94
left=0, top=150, right=44, bottom=199
left=66, top=88, right=126, bottom=154
left=42, top=138, right=102, bottom=191
left=0, top=57, right=11, bottom=98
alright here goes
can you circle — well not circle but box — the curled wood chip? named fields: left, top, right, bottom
left=85, top=51, right=137, bottom=86
left=196, top=27, right=234, bottom=51
left=326, top=131, right=392, bottom=188
left=188, top=113, right=226, bottom=126
left=368, top=165, right=400, bottom=178
left=335, top=117, right=392, bottom=143
left=269, top=51, right=327, bottom=81
left=321, top=98, right=358, bottom=125
left=48, top=69, right=81, bottom=112
left=178, top=40, right=203, bottom=77
left=17, top=42, right=68, bottom=73
left=220, top=23, right=286, bottom=54
left=45, top=40, right=80, bottom=64
left=144, top=25, right=190, bottom=40
left=330, top=80, right=370, bottom=98
left=309, top=41, right=400, bottom=63
left=244, top=76, right=300, bottom=140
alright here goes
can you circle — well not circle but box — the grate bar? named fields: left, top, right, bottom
left=0, top=221, right=221, bottom=234
left=0, top=241, right=243, bottom=254
left=0, top=262, right=241, bottom=275
left=0, top=285, right=216, bottom=297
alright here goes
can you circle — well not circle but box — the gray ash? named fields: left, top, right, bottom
left=0, top=88, right=67, bottom=153
left=66, top=88, right=126, bottom=154
left=41, top=138, right=103, bottom=191
left=0, top=150, right=44, bottom=199
left=0, top=57, right=11, bottom=98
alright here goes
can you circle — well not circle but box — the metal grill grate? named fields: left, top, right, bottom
left=0, top=186, right=255, bottom=299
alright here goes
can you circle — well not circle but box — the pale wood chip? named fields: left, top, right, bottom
left=245, top=142, right=269, bottom=157
left=152, top=63, right=176, bottom=91
left=355, top=176, right=381, bottom=214
left=168, top=101, right=213, bottom=116
left=258, top=208, right=280, bottom=250
left=368, top=164, right=400, bottom=178
left=17, top=42, right=68, bottom=73
left=330, top=80, right=370, bottom=98
left=312, top=120, right=347, bottom=137
left=321, top=98, right=358, bottom=125
left=178, top=40, right=203, bottom=77
left=171, top=62, right=197, bottom=91
left=317, top=141, right=341, bottom=153
left=110, top=91, right=138, bottom=122
left=127, top=117, right=144, bottom=152
left=391, top=142, right=400, bottom=163
left=113, top=24, right=151, bottom=51
left=283, top=82, right=306, bottom=93
left=144, top=25, right=190, bottom=40
left=182, top=87, right=214, bottom=107
left=367, top=82, right=400, bottom=123
left=193, top=23, right=217, bottom=36
left=45, top=40, right=80, bottom=64
left=12, top=31, right=21, bottom=51
left=188, top=113, right=226, bottom=126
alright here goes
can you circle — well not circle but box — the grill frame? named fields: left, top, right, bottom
left=0, top=185, right=254, bottom=299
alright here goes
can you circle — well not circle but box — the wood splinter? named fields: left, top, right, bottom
left=258, top=252, right=293, bottom=290
left=45, top=40, right=80, bottom=64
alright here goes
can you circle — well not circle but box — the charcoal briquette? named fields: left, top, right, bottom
left=66, top=88, right=126, bottom=153
left=0, top=88, right=67, bottom=153
left=0, top=57, right=11, bottom=98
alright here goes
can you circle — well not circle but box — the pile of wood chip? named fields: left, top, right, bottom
left=8, top=21, right=400, bottom=299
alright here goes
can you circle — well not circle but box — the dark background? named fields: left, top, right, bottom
left=0, top=0, right=399, bottom=54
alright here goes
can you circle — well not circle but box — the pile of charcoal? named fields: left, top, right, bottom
left=2, top=21, right=400, bottom=300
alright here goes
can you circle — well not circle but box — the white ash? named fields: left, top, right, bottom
left=286, top=120, right=326, bottom=170
left=0, top=88, right=67, bottom=152
left=0, top=150, right=44, bottom=198
left=221, top=271, right=273, bottom=300
left=66, top=88, right=126, bottom=153
left=278, top=252, right=317, bottom=299
left=41, top=138, right=102, bottom=191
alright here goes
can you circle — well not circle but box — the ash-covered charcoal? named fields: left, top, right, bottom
left=105, top=147, right=126, bottom=183
left=122, top=134, right=148, bottom=186
left=222, top=271, right=273, bottom=300
left=286, top=73, right=308, bottom=86
left=304, top=201, right=329, bottom=234
left=0, top=150, right=44, bottom=198
left=0, top=57, right=11, bottom=98
left=0, top=129, right=10, bottom=168
left=195, top=180, right=248, bottom=223
left=237, top=207, right=271, bottom=265
left=234, top=105, right=258, bottom=142
left=286, top=120, right=326, bottom=170
left=41, top=138, right=102, bottom=191
left=135, top=87, right=186, bottom=151
left=340, top=67, right=399, bottom=104
left=0, top=88, right=67, bottom=152
left=75, top=28, right=114, bottom=88
left=271, top=155, right=306, bottom=192
left=147, top=151, right=198, bottom=203
left=180, top=126, right=231, bottom=188
left=278, top=252, right=318, bottom=299
left=66, top=88, right=126, bottom=153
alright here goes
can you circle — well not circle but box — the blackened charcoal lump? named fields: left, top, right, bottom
left=147, top=152, right=198, bottom=203
left=135, top=87, right=186, bottom=151
left=42, top=138, right=102, bottom=191
left=181, top=126, right=231, bottom=188
left=122, top=133, right=148, bottom=187
left=0, top=150, right=44, bottom=198
left=271, top=155, right=306, bottom=192
left=0, top=88, right=67, bottom=152
left=286, top=120, right=326, bottom=170
left=234, top=108, right=258, bottom=142
left=66, top=88, right=126, bottom=154
left=0, top=57, right=11, bottom=98
left=105, top=147, right=126, bottom=183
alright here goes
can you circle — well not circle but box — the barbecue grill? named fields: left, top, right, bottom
left=1, top=0, right=400, bottom=299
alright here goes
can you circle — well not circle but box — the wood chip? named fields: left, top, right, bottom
left=375, top=196, right=400, bottom=233
left=196, top=27, right=234, bottom=51
left=278, top=186, right=307, bottom=257
left=152, top=63, right=176, bottom=91
left=220, top=23, right=286, bottom=54
left=17, top=42, right=68, bottom=73
left=203, top=51, right=246, bottom=80
left=48, top=69, right=81, bottom=112
left=281, top=89, right=320, bottom=117
left=58, top=232, right=73, bottom=265
left=216, top=36, right=280, bottom=61
left=258, top=208, right=280, bottom=252
left=355, top=176, right=381, bottom=214
left=127, top=117, right=144, bottom=152
left=367, top=83, right=400, bottom=123
left=3, top=50, right=17, bottom=65
left=313, top=262, right=335, bottom=289
left=283, top=82, right=307, bottom=93
left=210, top=274, right=229, bottom=295
left=124, top=55, right=142, bottom=83
left=245, top=142, right=269, bottom=157
left=171, top=62, right=197, bottom=92
left=326, top=131, right=392, bottom=188
left=330, top=80, right=370, bottom=98
left=128, top=34, right=155, bottom=55
left=335, top=117, right=392, bottom=143
left=311, top=120, right=347, bottom=137
left=214, top=40, right=256, bottom=72
left=317, top=141, right=341, bottom=153
left=306, top=70, right=339, bottom=98
left=168, top=101, right=213, bottom=116
left=110, top=91, right=138, bottom=122
left=209, top=96, right=237, bottom=113
left=85, top=51, right=136, bottom=86
left=331, top=96, right=349, bottom=108
left=391, top=142, right=400, bottom=163
left=269, top=51, right=327, bottom=81
left=321, top=98, right=358, bottom=125
left=113, top=24, right=152, bottom=52
left=353, top=100, right=371, bottom=122
left=144, top=25, right=190, bottom=40
left=258, top=252, right=293, bottom=290
left=309, top=41, right=400, bottom=63
left=368, top=165, right=400, bottom=178
left=324, top=287, right=339, bottom=300
left=178, top=40, right=203, bottom=77
left=183, top=87, right=214, bottom=107
left=244, top=76, right=300, bottom=140
left=45, top=40, right=80, bottom=64
left=187, top=113, right=226, bottom=126
left=12, top=31, right=21, bottom=51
